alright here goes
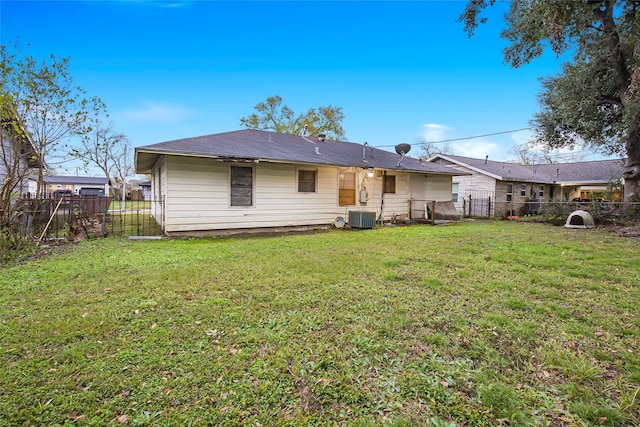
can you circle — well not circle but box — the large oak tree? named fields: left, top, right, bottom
left=460, top=0, right=640, bottom=201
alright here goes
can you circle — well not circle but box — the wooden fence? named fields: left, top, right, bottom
left=9, top=195, right=164, bottom=241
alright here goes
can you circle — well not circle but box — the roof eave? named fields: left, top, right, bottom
left=135, top=148, right=465, bottom=176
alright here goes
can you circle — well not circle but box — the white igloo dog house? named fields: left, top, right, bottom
left=565, top=210, right=596, bottom=229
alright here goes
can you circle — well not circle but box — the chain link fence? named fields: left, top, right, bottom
left=462, top=197, right=640, bottom=226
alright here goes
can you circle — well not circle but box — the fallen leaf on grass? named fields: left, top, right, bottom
left=68, top=412, right=85, bottom=420
left=117, top=414, right=128, bottom=423
left=598, top=417, right=608, bottom=425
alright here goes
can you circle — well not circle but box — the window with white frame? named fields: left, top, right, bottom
left=383, top=174, right=396, bottom=194
left=520, top=184, right=527, bottom=197
left=230, top=165, right=253, bottom=207
left=452, top=182, right=459, bottom=203
left=338, top=171, right=355, bottom=206
left=297, top=169, right=317, bottom=193
left=506, top=183, right=513, bottom=202
left=539, top=185, right=544, bottom=198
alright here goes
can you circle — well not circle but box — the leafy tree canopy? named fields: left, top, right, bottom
left=1, top=40, right=103, bottom=200
left=460, top=0, right=640, bottom=200
left=240, top=95, right=346, bottom=141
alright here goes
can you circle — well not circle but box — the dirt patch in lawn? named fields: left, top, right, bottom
left=601, top=225, right=640, bottom=239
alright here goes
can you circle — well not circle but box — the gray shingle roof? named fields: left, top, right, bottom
left=135, top=129, right=460, bottom=176
left=536, top=159, right=625, bottom=184
left=430, top=154, right=625, bottom=184
left=41, top=176, right=109, bottom=185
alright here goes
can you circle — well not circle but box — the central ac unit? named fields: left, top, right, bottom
left=349, top=211, right=376, bottom=229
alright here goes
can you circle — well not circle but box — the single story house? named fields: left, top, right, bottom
left=135, top=129, right=465, bottom=235
left=29, top=175, right=110, bottom=197
left=428, top=154, right=625, bottom=217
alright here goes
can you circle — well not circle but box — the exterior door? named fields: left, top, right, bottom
left=410, top=175, right=426, bottom=219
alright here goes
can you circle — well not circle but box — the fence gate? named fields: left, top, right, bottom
left=464, top=190, right=495, bottom=218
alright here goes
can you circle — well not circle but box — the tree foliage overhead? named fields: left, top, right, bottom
left=240, top=95, right=346, bottom=141
left=1, top=40, right=102, bottom=201
left=460, top=0, right=640, bottom=200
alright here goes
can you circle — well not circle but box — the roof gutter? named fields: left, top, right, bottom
left=134, top=149, right=465, bottom=176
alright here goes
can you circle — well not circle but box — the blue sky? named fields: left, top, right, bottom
left=1, top=0, right=597, bottom=173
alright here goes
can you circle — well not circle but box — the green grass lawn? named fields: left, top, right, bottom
left=1, top=222, right=639, bottom=426
left=108, top=200, right=152, bottom=211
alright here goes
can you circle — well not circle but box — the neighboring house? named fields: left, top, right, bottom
left=135, top=129, right=465, bottom=235
left=0, top=116, right=38, bottom=198
left=28, top=175, right=110, bottom=197
left=428, top=154, right=625, bottom=217
left=126, top=179, right=152, bottom=201
left=140, top=181, right=151, bottom=201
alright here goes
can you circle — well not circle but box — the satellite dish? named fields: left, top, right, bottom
left=395, top=143, right=411, bottom=155
left=334, top=216, right=345, bottom=228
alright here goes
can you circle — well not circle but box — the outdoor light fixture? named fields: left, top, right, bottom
left=367, top=167, right=374, bottom=178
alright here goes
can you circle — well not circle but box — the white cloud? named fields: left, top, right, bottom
left=421, top=123, right=452, bottom=142
left=510, top=130, right=534, bottom=146
left=123, top=101, right=194, bottom=123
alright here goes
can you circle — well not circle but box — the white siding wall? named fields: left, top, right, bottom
left=452, top=167, right=497, bottom=213
left=157, top=155, right=453, bottom=232
left=162, top=157, right=359, bottom=232
left=150, top=156, right=166, bottom=227
left=0, top=134, right=9, bottom=182
left=377, top=173, right=409, bottom=220
left=0, top=130, right=29, bottom=197
left=425, top=174, right=454, bottom=201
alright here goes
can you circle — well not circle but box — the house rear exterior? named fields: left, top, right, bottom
left=135, top=130, right=463, bottom=235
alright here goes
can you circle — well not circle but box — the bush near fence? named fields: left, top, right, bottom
left=471, top=200, right=640, bottom=226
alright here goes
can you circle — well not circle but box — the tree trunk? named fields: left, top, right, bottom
left=624, top=131, right=640, bottom=202
left=597, top=2, right=638, bottom=202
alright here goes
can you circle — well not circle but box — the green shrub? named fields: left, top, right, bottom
left=0, top=227, right=38, bottom=265
left=539, top=201, right=573, bottom=225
